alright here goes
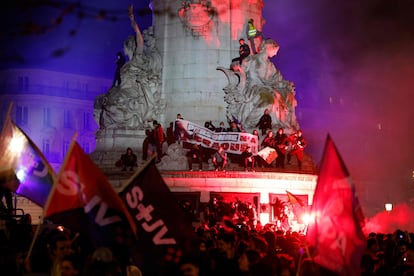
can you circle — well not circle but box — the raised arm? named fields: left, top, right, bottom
left=128, top=4, right=144, bottom=54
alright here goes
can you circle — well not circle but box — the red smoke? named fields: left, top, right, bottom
left=364, top=203, right=414, bottom=234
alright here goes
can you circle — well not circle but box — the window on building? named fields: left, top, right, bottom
left=16, top=105, right=28, bottom=125
left=62, top=140, right=70, bottom=157
left=83, top=112, right=90, bottom=130
left=42, top=139, right=50, bottom=156
left=18, top=76, right=29, bottom=92
left=43, top=108, right=51, bottom=126
left=63, top=109, right=71, bottom=128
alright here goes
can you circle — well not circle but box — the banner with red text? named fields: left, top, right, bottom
left=175, top=119, right=258, bottom=154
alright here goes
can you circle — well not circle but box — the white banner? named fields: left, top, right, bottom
left=175, top=120, right=259, bottom=155
left=257, top=147, right=277, bottom=164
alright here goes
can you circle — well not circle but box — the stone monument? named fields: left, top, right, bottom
left=92, top=5, right=165, bottom=169
left=92, top=0, right=300, bottom=170
left=218, top=39, right=299, bottom=133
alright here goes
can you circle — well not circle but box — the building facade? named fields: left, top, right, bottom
left=0, top=69, right=111, bottom=169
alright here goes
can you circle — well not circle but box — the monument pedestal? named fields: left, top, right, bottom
left=91, top=129, right=146, bottom=171
left=105, top=168, right=317, bottom=230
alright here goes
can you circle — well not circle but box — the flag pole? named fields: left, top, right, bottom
left=2, top=102, right=17, bottom=213
left=43, top=132, right=78, bottom=219
left=121, top=155, right=157, bottom=192
left=27, top=132, right=79, bottom=266
left=1, top=102, right=13, bottom=134
left=24, top=217, right=43, bottom=267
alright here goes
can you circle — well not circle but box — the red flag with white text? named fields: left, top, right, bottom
left=44, top=142, right=136, bottom=248
left=306, top=135, right=365, bottom=276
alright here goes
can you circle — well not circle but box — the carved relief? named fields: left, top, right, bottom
left=178, top=1, right=216, bottom=37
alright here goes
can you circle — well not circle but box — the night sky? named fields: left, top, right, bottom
left=1, top=0, right=414, bottom=216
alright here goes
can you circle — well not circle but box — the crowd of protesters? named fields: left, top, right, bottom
left=1, top=200, right=414, bottom=276
left=1, top=114, right=404, bottom=275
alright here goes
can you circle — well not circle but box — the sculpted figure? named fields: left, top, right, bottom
left=156, top=143, right=189, bottom=170
left=218, top=39, right=299, bottom=132
left=94, top=5, right=164, bottom=129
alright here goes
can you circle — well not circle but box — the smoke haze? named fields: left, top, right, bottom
left=264, top=0, right=414, bottom=216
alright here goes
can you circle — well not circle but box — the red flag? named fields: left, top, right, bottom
left=44, top=141, right=136, bottom=247
left=286, top=190, right=306, bottom=223
left=119, top=157, right=196, bottom=274
left=286, top=190, right=305, bottom=207
left=306, top=135, right=365, bottom=276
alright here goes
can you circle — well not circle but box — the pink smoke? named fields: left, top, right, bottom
left=364, top=203, right=414, bottom=234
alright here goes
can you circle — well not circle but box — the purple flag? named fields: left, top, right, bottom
left=0, top=118, right=55, bottom=207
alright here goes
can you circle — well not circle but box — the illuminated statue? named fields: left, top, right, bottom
left=94, top=4, right=164, bottom=129
left=156, top=143, right=189, bottom=170
left=218, top=39, right=299, bottom=132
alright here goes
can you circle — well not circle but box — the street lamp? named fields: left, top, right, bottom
left=385, top=203, right=393, bottom=212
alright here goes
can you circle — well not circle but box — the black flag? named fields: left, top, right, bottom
left=119, top=157, right=196, bottom=274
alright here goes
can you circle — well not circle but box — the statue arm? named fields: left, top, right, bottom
left=128, top=4, right=144, bottom=53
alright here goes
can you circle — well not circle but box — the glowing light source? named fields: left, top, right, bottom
left=15, top=169, right=26, bottom=182
left=301, top=212, right=313, bottom=225
left=385, top=203, right=393, bottom=212
left=10, top=134, right=25, bottom=154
